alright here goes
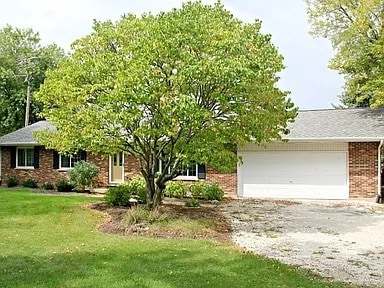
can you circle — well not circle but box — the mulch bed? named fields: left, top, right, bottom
left=89, top=200, right=232, bottom=242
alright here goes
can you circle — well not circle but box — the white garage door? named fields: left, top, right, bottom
left=238, top=143, right=348, bottom=200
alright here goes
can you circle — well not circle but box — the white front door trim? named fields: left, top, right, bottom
left=109, top=152, right=125, bottom=184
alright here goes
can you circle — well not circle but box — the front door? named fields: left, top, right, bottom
left=110, top=152, right=124, bottom=183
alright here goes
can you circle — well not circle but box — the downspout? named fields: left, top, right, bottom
left=376, top=140, right=384, bottom=203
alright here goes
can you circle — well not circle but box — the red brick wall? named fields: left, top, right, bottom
left=349, top=142, right=379, bottom=198
left=0, top=147, right=110, bottom=187
left=206, top=166, right=237, bottom=198
left=1, top=147, right=236, bottom=195
left=87, top=153, right=109, bottom=186
left=124, top=155, right=140, bottom=180
left=1, top=147, right=68, bottom=186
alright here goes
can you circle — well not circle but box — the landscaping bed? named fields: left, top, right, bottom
left=90, top=199, right=231, bottom=242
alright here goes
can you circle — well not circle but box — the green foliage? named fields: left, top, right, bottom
left=55, top=179, right=74, bottom=192
left=164, top=181, right=186, bottom=199
left=22, top=179, right=38, bottom=188
left=127, top=176, right=147, bottom=204
left=68, top=161, right=100, bottom=192
left=104, top=184, right=132, bottom=206
left=6, top=175, right=19, bottom=187
left=189, top=182, right=224, bottom=200
left=105, top=176, right=147, bottom=206
left=0, top=25, right=66, bottom=135
left=40, top=182, right=55, bottom=190
left=36, top=2, right=296, bottom=209
left=124, top=206, right=170, bottom=225
left=306, top=0, right=384, bottom=107
left=185, top=198, right=201, bottom=207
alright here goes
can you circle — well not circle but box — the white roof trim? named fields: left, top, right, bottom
left=285, top=137, right=384, bottom=142
left=0, top=142, right=39, bottom=146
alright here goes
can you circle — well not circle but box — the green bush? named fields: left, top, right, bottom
left=68, top=161, right=99, bottom=192
left=189, top=182, right=224, bottom=201
left=185, top=198, right=200, bottom=207
left=6, top=175, right=19, bottom=187
left=104, top=184, right=132, bottom=206
left=40, top=182, right=55, bottom=190
left=56, top=179, right=75, bottom=192
left=189, top=181, right=205, bottom=199
left=22, top=179, right=38, bottom=188
left=105, top=176, right=148, bottom=207
left=164, top=181, right=186, bottom=199
left=202, top=183, right=224, bottom=200
left=127, top=176, right=147, bottom=204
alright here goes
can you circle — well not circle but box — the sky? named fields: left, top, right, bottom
left=0, top=0, right=344, bottom=109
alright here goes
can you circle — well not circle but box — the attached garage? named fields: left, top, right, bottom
left=238, top=142, right=349, bottom=200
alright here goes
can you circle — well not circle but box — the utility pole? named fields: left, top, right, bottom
left=25, top=74, right=31, bottom=127
left=17, top=56, right=39, bottom=127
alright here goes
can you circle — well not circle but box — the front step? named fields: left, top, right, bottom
left=91, top=187, right=108, bottom=194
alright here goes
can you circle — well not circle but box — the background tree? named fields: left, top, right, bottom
left=36, top=1, right=296, bottom=209
left=306, top=0, right=384, bottom=107
left=0, top=25, right=66, bottom=135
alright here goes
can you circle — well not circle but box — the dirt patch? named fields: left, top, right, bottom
left=89, top=200, right=231, bottom=242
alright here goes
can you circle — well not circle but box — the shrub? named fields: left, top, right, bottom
left=189, top=182, right=224, bottom=201
left=185, top=198, right=200, bottom=207
left=56, top=179, right=75, bottom=192
left=22, top=179, right=38, bottom=188
left=6, top=175, right=19, bottom=187
left=189, top=181, right=205, bottom=199
left=164, top=181, right=186, bottom=199
left=68, top=161, right=100, bottom=192
left=127, top=176, right=147, bottom=204
left=40, top=182, right=55, bottom=190
left=202, top=183, right=224, bottom=200
left=104, top=184, right=132, bottom=206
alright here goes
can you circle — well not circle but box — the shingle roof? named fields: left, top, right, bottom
left=1, top=108, right=384, bottom=145
left=285, top=108, right=384, bottom=141
left=0, top=121, right=55, bottom=145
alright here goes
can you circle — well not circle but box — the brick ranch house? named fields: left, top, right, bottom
left=0, top=108, right=383, bottom=200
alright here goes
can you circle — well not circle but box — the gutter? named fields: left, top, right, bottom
left=376, top=140, right=384, bottom=204
left=285, top=137, right=384, bottom=142
left=0, top=142, right=39, bottom=146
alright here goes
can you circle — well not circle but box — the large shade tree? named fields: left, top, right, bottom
left=306, top=0, right=384, bottom=107
left=0, top=25, right=66, bottom=135
left=36, top=1, right=296, bottom=209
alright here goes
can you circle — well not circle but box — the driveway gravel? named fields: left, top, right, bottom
left=221, top=199, right=384, bottom=287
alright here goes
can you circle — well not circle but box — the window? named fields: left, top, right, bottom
left=60, top=154, right=81, bottom=169
left=16, top=148, right=34, bottom=168
left=158, top=160, right=198, bottom=180
left=178, top=163, right=197, bottom=178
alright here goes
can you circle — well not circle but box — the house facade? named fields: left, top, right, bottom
left=0, top=121, right=236, bottom=195
left=0, top=108, right=383, bottom=200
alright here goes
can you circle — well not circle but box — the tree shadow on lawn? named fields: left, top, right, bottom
left=0, top=244, right=348, bottom=288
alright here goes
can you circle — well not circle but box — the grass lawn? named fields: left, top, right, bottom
left=0, top=189, right=352, bottom=288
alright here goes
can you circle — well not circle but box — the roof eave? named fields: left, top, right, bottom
left=284, top=137, right=384, bottom=142
left=0, top=142, right=39, bottom=146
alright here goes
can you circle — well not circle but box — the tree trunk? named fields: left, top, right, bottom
left=145, top=174, right=165, bottom=210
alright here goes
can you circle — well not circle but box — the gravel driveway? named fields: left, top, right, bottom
left=221, top=199, right=384, bottom=287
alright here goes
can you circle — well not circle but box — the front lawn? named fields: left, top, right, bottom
left=0, top=189, right=351, bottom=288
